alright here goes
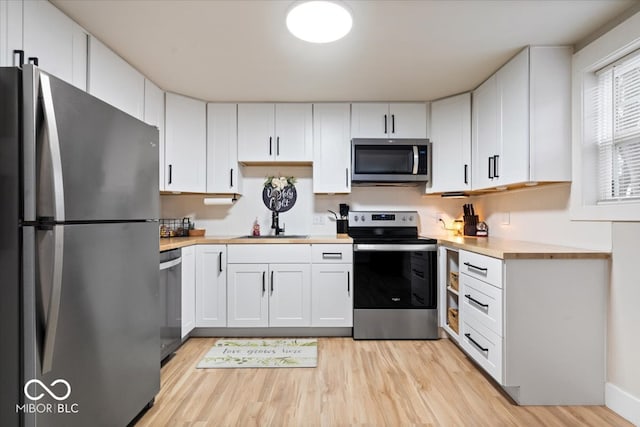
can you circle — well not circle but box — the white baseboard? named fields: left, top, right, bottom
left=606, top=382, right=640, bottom=426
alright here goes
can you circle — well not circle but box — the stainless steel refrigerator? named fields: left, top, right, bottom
left=0, top=65, right=160, bottom=427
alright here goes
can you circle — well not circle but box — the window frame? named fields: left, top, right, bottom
left=571, top=11, right=640, bottom=221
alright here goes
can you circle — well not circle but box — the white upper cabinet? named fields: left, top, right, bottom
left=472, top=46, right=571, bottom=191
left=472, top=75, right=499, bottom=190
left=23, top=0, right=87, bottom=90
left=88, top=37, right=145, bottom=120
left=351, top=103, right=427, bottom=139
left=427, top=93, right=472, bottom=193
left=144, top=80, right=165, bottom=191
left=165, top=92, right=207, bottom=193
left=313, top=103, right=351, bottom=194
left=0, top=0, right=23, bottom=67
left=207, top=103, right=240, bottom=194
left=237, top=103, right=312, bottom=163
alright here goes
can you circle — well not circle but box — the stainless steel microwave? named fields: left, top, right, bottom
left=351, top=138, right=432, bottom=185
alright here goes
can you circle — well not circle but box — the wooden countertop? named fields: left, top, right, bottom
left=432, top=235, right=611, bottom=260
left=160, top=235, right=353, bottom=251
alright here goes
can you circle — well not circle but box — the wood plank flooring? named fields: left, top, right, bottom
left=135, top=337, right=631, bottom=426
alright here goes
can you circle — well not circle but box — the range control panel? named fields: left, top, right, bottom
left=348, top=211, right=418, bottom=227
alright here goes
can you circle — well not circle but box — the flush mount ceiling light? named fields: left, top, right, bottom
left=286, top=1, right=353, bottom=43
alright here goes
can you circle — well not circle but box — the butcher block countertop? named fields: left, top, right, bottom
left=432, top=235, right=610, bottom=260
left=160, top=235, right=353, bottom=251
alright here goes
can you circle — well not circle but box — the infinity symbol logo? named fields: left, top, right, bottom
left=24, top=379, right=71, bottom=401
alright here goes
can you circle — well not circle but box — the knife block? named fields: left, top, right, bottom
left=463, top=215, right=478, bottom=236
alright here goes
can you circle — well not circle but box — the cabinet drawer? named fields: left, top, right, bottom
left=311, top=244, right=353, bottom=264
left=460, top=318, right=503, bottom=384
left=459, top=250, right=503, bottom=288
left=460, top=274, right=503, bottom=336
left=227, top=244, right=311, bottom=263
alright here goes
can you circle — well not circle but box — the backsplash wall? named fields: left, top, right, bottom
left=161, top=168, right=610, bottom=250
left=160, top=165, right=463, bottom=237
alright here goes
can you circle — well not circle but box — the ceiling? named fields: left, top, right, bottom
left=52, top=0, right=638, bottom=102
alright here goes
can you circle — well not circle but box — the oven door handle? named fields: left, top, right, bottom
left=354, top=244, right=437, bottom=252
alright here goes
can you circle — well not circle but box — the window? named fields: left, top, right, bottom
left=595, top=49, right=640, bottom=203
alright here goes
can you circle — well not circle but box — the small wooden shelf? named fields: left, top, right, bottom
left=447, top=286, right=459, bottom=296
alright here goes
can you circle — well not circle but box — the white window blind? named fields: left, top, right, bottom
left=596, top=49, right=640, bottom=203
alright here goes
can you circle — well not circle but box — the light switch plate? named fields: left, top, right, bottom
left=313, top=215, right=325, bottom=225
left=501, top=212, right=510, bottom=225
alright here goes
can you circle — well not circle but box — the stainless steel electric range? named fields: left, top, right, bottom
left=348, top=211, right=439, bottom=339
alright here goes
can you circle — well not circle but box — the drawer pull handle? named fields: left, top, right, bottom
left=322, top=252, right=343, bottom=260
left=463, top=261, right=488, bottom=272
left=464, top=294, right=489, bottom=308
left=465, top=333, right=489, bottom=352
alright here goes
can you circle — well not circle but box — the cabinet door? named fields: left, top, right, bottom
left=274, top=103, right=313, bottom=162
left=88, top=37, right=145, bottom=120
left=351, top=103, right=389, bottom=138
left=389, top=103, right=427, bottom=138
left=181, top=245, right=196, bottom=338
left=311, top=264, right=353, bottom=327
left=227, top=263, right=269, bottom=327
left=23, top=0, right=87, bottom=90
left=472, top=74, right=499, bottom=190
left=237, top=103, right=275, bottom=162
left=195, top=245, right=227, bottom=327
left=165, top=93, right=206, bottom=192
left=269, top=264, right=311, bottom=327
left=207, top=103, right=240, bottom=193
left=497, top=48, right=529, bottom=186
left=144, top=80, right=165, bottom=191
left=0, top=0, right=23, bottom=67
left=428, top=94, right=471, bottom=193
left=313, top=103, right=351, bottom=193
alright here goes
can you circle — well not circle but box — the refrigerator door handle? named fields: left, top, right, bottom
left=39, top=73, right=66, bottom=222
left=41, top=225, right=65, bottom=374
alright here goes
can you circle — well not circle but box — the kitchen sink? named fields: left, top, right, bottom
left=235, top=235, right=309, bottom=239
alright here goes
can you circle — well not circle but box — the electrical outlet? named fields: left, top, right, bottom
left=313, top=215, right=325, bottom=225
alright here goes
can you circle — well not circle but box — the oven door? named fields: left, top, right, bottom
left=353, top=243, right=437, bottom=309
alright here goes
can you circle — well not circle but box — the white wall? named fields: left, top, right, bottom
left=470, top=184, right=611, bottom=250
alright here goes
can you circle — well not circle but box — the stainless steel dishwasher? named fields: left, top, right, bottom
left=159, top=249, right=182, bottom=361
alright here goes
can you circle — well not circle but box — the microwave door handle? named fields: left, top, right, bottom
left=412, top=145, right=419, bottom=175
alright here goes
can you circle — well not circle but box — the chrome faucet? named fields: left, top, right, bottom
left=271, top=211, right=285, bottom=236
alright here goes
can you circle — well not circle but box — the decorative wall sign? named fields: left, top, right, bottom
left=262, top=175, right=297, bottom=213
left=262, top=185, right=297, bottom=213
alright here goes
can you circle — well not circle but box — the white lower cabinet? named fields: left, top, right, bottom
left=269, top=264, right=311, bottom=327
left=180, top=246, right=196, bottom=338
left=226, top=244, right=312, bottom=328
left=195, top=245, right=227, bottom=327
left=226, top=263, right=311, bottom=327
left=310, top=244, right=353, bottom=327
left=311, top=264, right=352, bottom=327
left=450, top=248, right=608, bottom=405
left=227, top=263, right=269, bottom=327
left=460, top=316, right=503, bottom=383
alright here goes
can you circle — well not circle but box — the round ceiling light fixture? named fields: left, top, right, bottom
left=286, top=1, right=353, bottom=43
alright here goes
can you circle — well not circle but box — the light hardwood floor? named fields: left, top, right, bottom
left=135, top=337, right=631, bottom=426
